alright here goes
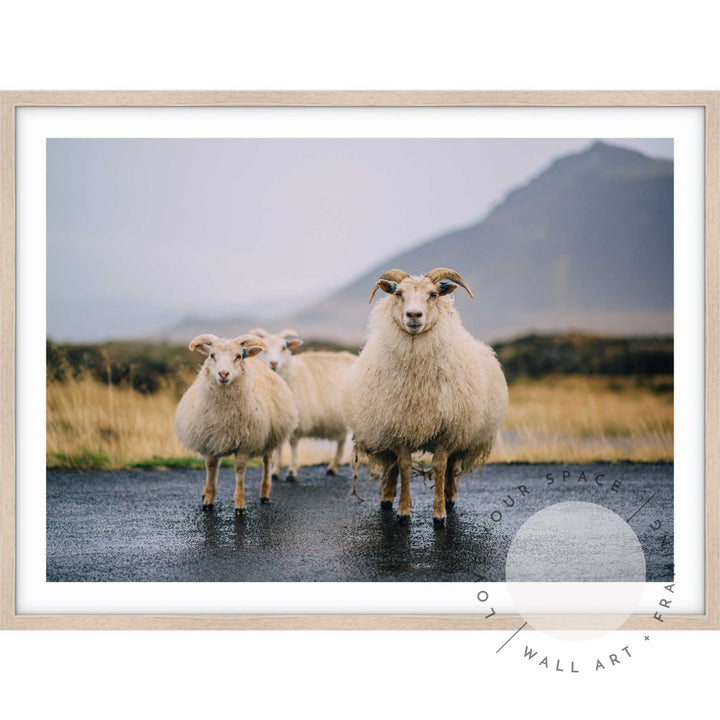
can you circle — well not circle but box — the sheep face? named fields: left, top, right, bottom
left=375, top=275, right=457, bottom=336
left=189, top=334, right=266, bottom=386
left=248, top=329, right=303, bottom=374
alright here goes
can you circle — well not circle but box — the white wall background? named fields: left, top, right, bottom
left=1, top=2, right=718, bottom=718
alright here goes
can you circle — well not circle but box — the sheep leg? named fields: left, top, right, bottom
left=380, top=460, right=398, bottom=510
left=271, top=446, right=282, bottom=480
left=445, top=457, right=461, bottom=508
left=286, top=435, right=300, bottom=481
left=327, top=435, right=346, bottom=475
left=432, top=449, right=449, bottom=529
left=350, top=445, right=365, bottom=501
left=260, top=453, right=272, bottom=504
left=396, top=447, right=412, bottom=523
left=233, top=452, right=249, bottom=516
left=201, top=455, right=220, bottom=510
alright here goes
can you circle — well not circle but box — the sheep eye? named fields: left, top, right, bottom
left=429, top=292, right=438, bottom=299
left=210, top=353, right=216, bottom=360
left=235, top=354, right=242, bottom=362
left=394, top=291, right=403, bottom=298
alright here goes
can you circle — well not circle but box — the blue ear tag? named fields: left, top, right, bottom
left=391, top=281, right=397, bottom=292
left=241, top=347, right=247, bottom=358
left=439, top=281, right=451, bottom=293
left=285, top=340, right=290, bottom=348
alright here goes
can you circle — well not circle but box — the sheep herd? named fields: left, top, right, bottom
left=174, top=267, right=508, bottom=527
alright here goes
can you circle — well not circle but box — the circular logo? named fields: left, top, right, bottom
left=505, top=501, right=647, bottom=640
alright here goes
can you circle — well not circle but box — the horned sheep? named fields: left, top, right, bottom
left=343, top=268, right=508, bottom=527
left=175, top=333, right=299, bottom=515
left=249, top=328, right=356, bottom=480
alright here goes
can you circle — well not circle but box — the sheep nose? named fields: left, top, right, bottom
left=218, top=370, right=230, bottom=379
left=269, top=361, right=278, bottom=371
left=406, top=310, right=423, bottom=319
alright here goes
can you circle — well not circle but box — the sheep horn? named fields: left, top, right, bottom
left=233, top=334, right=268, bottom=352
left=368, top=269, right=410, bottom=303
left=424, top=268, right=474, bottom=299
left=188, top=333, right=220, bottom=353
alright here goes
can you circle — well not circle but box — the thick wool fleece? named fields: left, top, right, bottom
left=344, top=296, right=508, bottom=470
left=280, top=351, right=356, bottom=441
left=175, top=357, right=298, bottom=458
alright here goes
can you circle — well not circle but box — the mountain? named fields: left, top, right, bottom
left=159, top=314, right=260, bottom=342
left=163, top=141, right=674, bottom=343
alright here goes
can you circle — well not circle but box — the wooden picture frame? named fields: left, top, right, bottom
left=1, top=91, right=717, bottom=630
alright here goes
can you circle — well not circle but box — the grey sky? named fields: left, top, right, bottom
left=47, top=137, right=672, bottom=341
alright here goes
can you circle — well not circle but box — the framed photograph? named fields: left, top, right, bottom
left=0, top=92, right=717, bottom=630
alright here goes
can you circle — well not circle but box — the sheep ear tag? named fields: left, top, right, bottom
left=241, top=347, right=248, bottom=359
left=284, top=338, right=304, bottom=351
left=392, top=281, right=397, bottom=292
left=438, top=280, right=457, bottom=296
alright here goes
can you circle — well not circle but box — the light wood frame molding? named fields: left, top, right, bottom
left=1, top=91, right=717, bottom=630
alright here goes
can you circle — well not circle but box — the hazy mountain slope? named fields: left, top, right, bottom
left=164, top=142, right=673, bottom=343
left=159, top=314, right=260, bottom=342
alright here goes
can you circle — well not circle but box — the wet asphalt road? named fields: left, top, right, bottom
left=46, top=463, right=673, bottom=582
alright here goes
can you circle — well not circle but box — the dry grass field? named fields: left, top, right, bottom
left=493, top=375, right=672, bottom=463
left=47, top=371, right=673, bottom=470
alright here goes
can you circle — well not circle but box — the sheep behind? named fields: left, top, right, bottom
left=250, top=328, right=356, bottom=479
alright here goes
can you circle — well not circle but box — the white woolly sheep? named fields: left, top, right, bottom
left=343, top=267, right=508, bottom=528
left=249, top=328, right=356, bottom=480
left=175, top=333, right=299, bottom=515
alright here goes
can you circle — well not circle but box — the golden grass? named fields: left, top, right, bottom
left=492, top=375, right=673, bottom=463
left=47, top=373, right=190, bottom=469
left=46, top=373, right=673, bottom=470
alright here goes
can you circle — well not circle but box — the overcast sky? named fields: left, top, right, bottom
left=47, top=137, right=672, bottom=341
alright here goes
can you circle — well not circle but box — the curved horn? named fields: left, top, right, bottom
left=247, top=327, right=269, bottom=338
left=189, top=333, right=220, bottom=354
left=233, top=334, right=268, bottom=352
left=368, top=269, right=410, bottom=304
left=424, top=267, right=474, bottom=299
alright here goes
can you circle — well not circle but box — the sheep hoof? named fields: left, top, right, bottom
left=397, top=513, right=410, bottom=524
left=260, top=497, right=270, bottom=504
left=326, top=468, right=336, bottom=476
left=235, top=508, right=246, bottom=517
left=446, top=501, right=456, bottom=510
left=201, top=503, right=214, bottom=511
left=380, top=500, right=393, bottom=511
left=285, top=473, right=296, bottom=482
left=433, top=517, right=446, bottom=530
